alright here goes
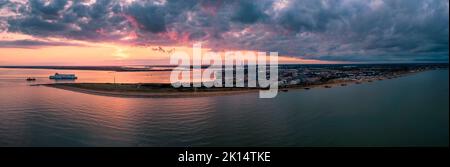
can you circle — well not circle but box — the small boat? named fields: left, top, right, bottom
left=26, top=77, right=36, bottom=81
left=340, top=83, right=347, bottom=86
left=281, top=89, right=289, bottom=92
left=368, top=80, right=373, bottom=82
left=324, top=85, right=332, bottom=88
left=49, top=73, right=78, bottom=80
left=304, top=87, right=310, bottom=90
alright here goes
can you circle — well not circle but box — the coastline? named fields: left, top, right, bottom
left=43, top=83, right=261, bottom=98
left=42, top=70, right=425, bottom=98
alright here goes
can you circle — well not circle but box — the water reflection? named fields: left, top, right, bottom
left=0, top=68, right=172, bottom=84
left=0, top=68, right=448, bottom=146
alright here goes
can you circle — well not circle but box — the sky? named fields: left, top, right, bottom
left=0, top=0, right=448, bottom=65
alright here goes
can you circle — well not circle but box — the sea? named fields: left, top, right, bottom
left=0, top=68, right=448, bottom=146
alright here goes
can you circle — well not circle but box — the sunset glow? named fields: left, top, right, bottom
left=0, top=0, right=448, bottom=65
left=0, top=32, right=335, bottom=65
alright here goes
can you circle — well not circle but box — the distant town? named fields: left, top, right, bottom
left=275, top=63, right=449, bottom=89
left=209, top=63, right=449, bottom=89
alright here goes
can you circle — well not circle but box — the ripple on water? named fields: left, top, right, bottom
left=0, top=69, right=448, bottom=146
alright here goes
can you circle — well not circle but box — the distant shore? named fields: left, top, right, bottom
left=0, top=66, right=176, bottom=72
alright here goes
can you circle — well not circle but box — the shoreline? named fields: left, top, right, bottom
left=42, top=70, right=426, bottom=98
left=43, top=83, right=261, bottom=98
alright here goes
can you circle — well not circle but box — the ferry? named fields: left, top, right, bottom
left=49, top=73, right=78, bottom=80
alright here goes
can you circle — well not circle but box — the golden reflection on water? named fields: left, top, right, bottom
left=0, top=68, right=171, bottom=83
left=1, top=68, right=447, bottom=146
left=0, top=68, right=214, bottom=84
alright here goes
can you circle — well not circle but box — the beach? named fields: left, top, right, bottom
left=43, top=83, right=261, bottom=98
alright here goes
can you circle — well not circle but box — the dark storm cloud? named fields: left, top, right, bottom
left=0, top=0, right=448, bottom=62
left=231, top=1, right=268, bottom=24
left=126, top=2, right=167, bottom=33
left=276, top=0, right=342, bottom=32
left=0, top=0, right=7, bottom=7
left=29, top=0, right=67, bottom=18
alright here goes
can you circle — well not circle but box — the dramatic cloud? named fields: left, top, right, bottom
left=0, top=39, right=85, bottom=48
left=231, top=1, right=268, bottom=24
left=0, top=0, right=448, bottom=62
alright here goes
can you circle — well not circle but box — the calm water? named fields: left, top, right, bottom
left=0, top=68, right=448, bottom=146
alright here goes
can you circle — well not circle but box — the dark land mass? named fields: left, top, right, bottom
left=43, top=83, right=263, bottom=98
